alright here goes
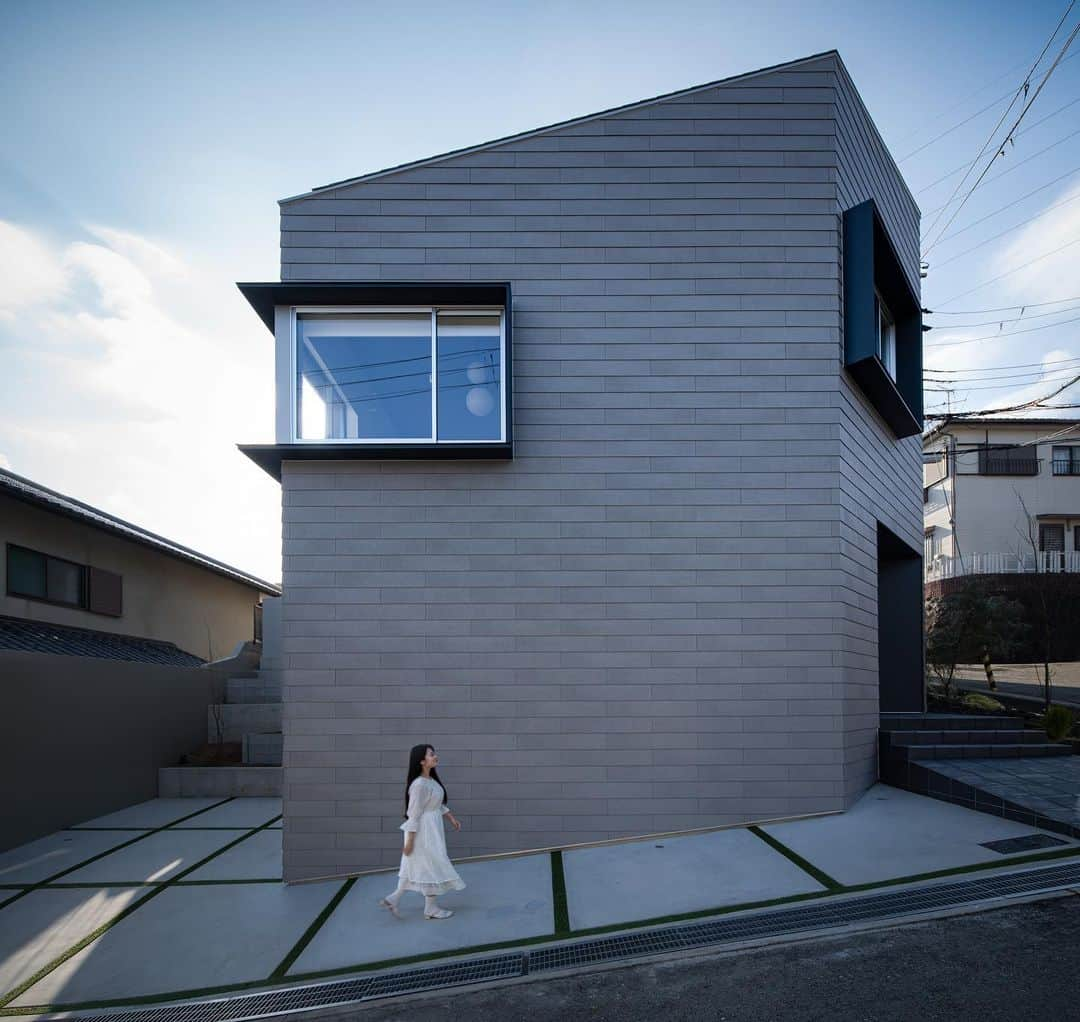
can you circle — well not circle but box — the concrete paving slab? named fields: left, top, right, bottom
left=761, top=783, right=1079, bottom=887
left=288, top=854, right=554, bottom=974
left=0, top=887, right=145, bottom=998
left=563, top=827, right=826, bottom=931
left=70, top=799, right=224, bottom=830
left=170, top=798, right=281, bottom=830
left=60, top=830, right=250, bottom=884
left=0, top=832, right=141, bottom=885
left=182, top=831, right=282, bottom=881
left=11, top=881, right=341, bottom=1008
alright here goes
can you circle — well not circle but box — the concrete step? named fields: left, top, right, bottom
left=208, top=703, right=282, bottom=743
left=158, top=766, right=281, bottom=797
left=243, top=732, right=283, bottom=766
left=887, top=729, right=1052, bottom=746
left=225, top=675, right=282, bottom=704
left=903, top=743, right=1071, bottom=761
left=880, top=713, right=1024, bottom=731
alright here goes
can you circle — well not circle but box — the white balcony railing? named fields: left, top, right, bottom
left=925, top=550, right=1080, bottom=581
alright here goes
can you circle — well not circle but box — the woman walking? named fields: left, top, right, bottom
left=379, top=744, right=465, bottom=920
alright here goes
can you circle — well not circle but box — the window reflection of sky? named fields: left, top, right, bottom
left=295, top=314, right=501, bottom=441
left=438, top=332, right=501, bottom=441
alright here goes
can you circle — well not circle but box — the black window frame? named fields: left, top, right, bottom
left=1051, top=446, right=1080, bottom=476
left=842, top=200, right=923, bottom=439
left=1039, top=523, right=1065, bottom=553
left=6, top=543, right=88, bottom=610
left=977, top=444, right=1040, bottom=476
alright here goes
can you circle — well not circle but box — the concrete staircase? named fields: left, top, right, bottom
left=159, top=600, right=283, bottom=797
left=880, top=712, right=1071, bottom=827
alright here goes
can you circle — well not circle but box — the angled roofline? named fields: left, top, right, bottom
left=830, top=52, right=920, bottom=216
left=0, top=468, right=280, bottom=595
left=923, top=415, right=1080, bottom=444
left=279, top=49, right=843, bottom=203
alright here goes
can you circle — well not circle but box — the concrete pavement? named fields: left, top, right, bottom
left=1, top=784, right=1079, bottom=1017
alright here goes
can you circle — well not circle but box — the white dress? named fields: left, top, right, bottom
left=397, top=776, right=466, bottom=896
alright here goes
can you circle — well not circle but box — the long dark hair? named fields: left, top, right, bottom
left=404, top=743, right=448, bottom=818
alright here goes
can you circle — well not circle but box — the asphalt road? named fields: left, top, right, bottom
left=331, top=894, right=1080, bottom=1021
left=955, top=662, right=1080, bottom=708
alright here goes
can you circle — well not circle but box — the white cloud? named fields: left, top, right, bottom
left=0, top=220, right=281, bottom=582
left=0, top=221, right=67, bottom=318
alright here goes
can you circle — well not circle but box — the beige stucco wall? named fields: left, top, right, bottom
left=0, top=493, right=266, bottom=659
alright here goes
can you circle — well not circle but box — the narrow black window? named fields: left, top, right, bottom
left=6, top=544, right=92, bottom=610
left=1039, top=524, right=1065, bottom=553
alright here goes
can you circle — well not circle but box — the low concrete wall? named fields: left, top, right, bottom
left=0, top=650, right=225, bottom=852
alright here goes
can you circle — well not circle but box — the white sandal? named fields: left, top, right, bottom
left=378, top=897, right=402, bottom=919
left=424, top=907, right=454, bottom=919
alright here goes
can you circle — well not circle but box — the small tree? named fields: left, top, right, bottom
left=926, top=576, right=1025, bottom=702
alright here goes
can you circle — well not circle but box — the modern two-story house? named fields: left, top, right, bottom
left=240, top=50, right=924, bottom=883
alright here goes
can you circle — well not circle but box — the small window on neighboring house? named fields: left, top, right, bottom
left=1052, top=446, right=1080, bottom=475
left=923, top=485, right=930, bottom=504
left=6, top=545, right=86, bottom=608
left=1039, top=524, right=1065, bottom=553
left=875, top=290, right=896, bottom=380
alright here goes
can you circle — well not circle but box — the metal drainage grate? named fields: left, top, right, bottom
left=530, top=859, right=1080, bottom=973
left=980, top=834, right=1068, bottom=855
left=48, top=860, right=1080, bottom=1022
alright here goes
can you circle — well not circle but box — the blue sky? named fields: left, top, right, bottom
left=1, top=0, right=1078, bottom=580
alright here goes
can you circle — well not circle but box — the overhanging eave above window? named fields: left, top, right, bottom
left=237, top=282, right=511, bottom=333
left=236, top=281, right=513, bottom=474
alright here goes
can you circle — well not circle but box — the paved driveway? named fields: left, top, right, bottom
left=1, top=786, right=1077, bottom=1017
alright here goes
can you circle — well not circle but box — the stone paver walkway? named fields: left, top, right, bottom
left=1, top=784, right=1078, bottom=1017
left=930, top=756, right=1080, bottom=834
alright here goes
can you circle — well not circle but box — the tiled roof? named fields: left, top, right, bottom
left=0, top=468, right=279, bottom=595
left=0, top=616, right=205, bottom=667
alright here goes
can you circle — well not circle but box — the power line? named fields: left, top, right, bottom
left=925, top=367, right=1080, bottom=390
left=924, top=373, right=1080, bottom=417
left=915, top=92, right=1080, bottom=197
left=920, top=2, right=1078, bottom=245
left=923, top=17, right=1080, bottom=255
left=933, top=165, right=1080, bottom=246
left=931, top=236, right=1080, bottom=309
left=899, top=87, right=1031, bottom=162
left=926, top=295, right=1080, bottom=314
left=925, top=354, right=1080, bottom=372
left=895, top=53, right=1050, bottom=145
left=925, top=302, right=1080, bottom=328
left=931, top=188, right=1080, bottom=270
left=927, top=307, right=1080, bottom=347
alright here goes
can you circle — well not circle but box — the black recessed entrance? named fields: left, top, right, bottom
left=877, top=522, right=924, bottom=713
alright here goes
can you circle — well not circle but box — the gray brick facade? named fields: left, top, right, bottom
left=268, top=51, right=922, bottom=882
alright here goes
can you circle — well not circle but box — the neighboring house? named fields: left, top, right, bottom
left=923, top=417, right=1080, bottom=581
left=0, top=468, right=279, bottom=662
left=239, top=50, right=925, bottom=883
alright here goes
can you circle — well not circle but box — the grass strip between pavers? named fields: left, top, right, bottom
left=5, top=841, right=1080, bottom=1017
left=550, top=850, right=570, bottom=934
left=748, top=826, right=842, bottom=890
left=0, top=813, right=282, bottom=1010
left=270, top=878, right=356, bottom=979
left=0, top=798, right=238, bottom=913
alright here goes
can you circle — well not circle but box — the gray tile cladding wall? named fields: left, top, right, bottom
left=276, top=52, right=922, bottom=881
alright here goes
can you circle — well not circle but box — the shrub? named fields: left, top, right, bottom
left=1044, top=705, right=1075, bottom=742
left=961, top=692, right=1005, bottom=712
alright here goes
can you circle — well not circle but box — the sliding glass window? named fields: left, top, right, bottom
left=294, top=310, right=504, bottom=443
